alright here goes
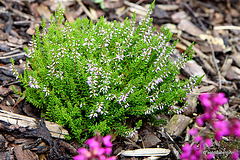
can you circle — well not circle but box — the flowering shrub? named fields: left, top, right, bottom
left=180, top=93, right=240, bottom=160
left=74, top=133, right=116, bottom=160
left=11, top=1, right=202, bottom=142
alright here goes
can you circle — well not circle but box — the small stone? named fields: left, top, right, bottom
left=140, top=129, right=161, bottom=148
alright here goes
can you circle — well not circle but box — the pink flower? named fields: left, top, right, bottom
left=206, top=154, right=214, bottom=160
left=104, top=147, right=112, bottom=155
left=189, top=128, right=198, bottom=136
left=74, top=155, right=87, bottom=160
left=196, top=116, right=204, bottom=127
left=229, top=118, right=240, bottom=138
left=213, top=120, right=230, bottom=141
left=205, top=138, right=212, bottom=147
left=74, top=134, right=116, bottom=160
left=181, top=93, right=240, bottom=160
left=86, top=137, right=100, bottom=150
left=102, top=135, right=113, bottom=147
left=199, top=93, right=212, bottom=108
left=194, top=135, right=202, bottom=142
left=213, top=93, right=228, bottom=106
left=74, top=148, right=92, bottom=160
left=180, top=143, right=192, bottom=159
left=232, top=150, right=239, bottom=160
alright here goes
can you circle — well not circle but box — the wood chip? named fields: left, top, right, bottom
left=221, top=58, right=233, bottom=77
left=178, top=19, right=205, bottom=37
left=164, top=115, right=191, bottom=136
left=64, top=9, right=75, bottom=23
left=199, top=44, right=224, bottom=53
left=36, top=4, right=52, bottom=22
left=230, top=52, right=240, bottom=68
left=171, top=11, right=187, bottom=23
left=14, top=145, right=38, bottom=160
left=225, top=66, right=240, bottom=80
left=182, top=60, right=207, bottom=81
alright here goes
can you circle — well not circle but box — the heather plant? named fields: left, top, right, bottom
left=180, top=93, right=240, bottom=160
left=11, top=2, right=202, bottom=142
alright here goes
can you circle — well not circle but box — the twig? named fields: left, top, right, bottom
left=208, top=39, right=222, bottom=89
left=214, top=25, right=240, bottom=30
left=183, top=2, right=206, bottom=32
left=76, top=0, right=96, bottom=20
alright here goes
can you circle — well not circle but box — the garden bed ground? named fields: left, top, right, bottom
left=0, top=0, right=240, bottom=159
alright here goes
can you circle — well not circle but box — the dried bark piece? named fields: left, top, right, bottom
left=0, top=134, right=7, bottom=150
left=0, top=110, right=68, bottom=139
left=23, top=119, right=53, bottom=146
left=5, top=134, right=15, bottom=142
left=59, top=140, right=79, bottom=155
left=64, top=9, right=75, bottom=23
left=199, top=44, right=224, bottom=53
left=178, top=19, right=205, bottom=37
left=0, top=30, right=8, bottom=41
left=225, top=66, right=240, bottom=80
left=14, top=145, right=38, bottom=160
left=231, top=52, right=240, bottom=68
left=184, top=93, right=198, bottom=115
left=181, top=60, right=207, bottom=81
left=221, top=58, right=233, bottom=77
left=164, top=115, right=191, bottom=136
left=171, top=11, right=187, bottom=23
left=36, top=4, right=52, bottom=22
left=0, top=86, right=10, bottom=96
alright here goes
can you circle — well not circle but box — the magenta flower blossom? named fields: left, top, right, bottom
left=232, top=150, right=240, bottom=160
left=74, top=133, right=116, bottom=160
left=198, top=93, right=212, bottom=108
left=212, top=93, right=228, bottom=106
left=189, top=128, right=198, bottom=136
left=102, top=135, right=113, bottom=147
left=204, top=138, right=212, bottom=147
left=213, top=120, right=230, bottom=141
left=181, top=93, right=240, bottom=160
left=229, top=118, right=240, bottom=137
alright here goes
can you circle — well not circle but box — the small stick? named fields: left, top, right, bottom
left=183, top=2, right=206, bottom=32
left=214, top=25, right=240, bottom=30
left=208, top=39, right=222, bottom=89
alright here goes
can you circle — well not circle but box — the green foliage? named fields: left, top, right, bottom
left=11, top=2, right=202, bottom=142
